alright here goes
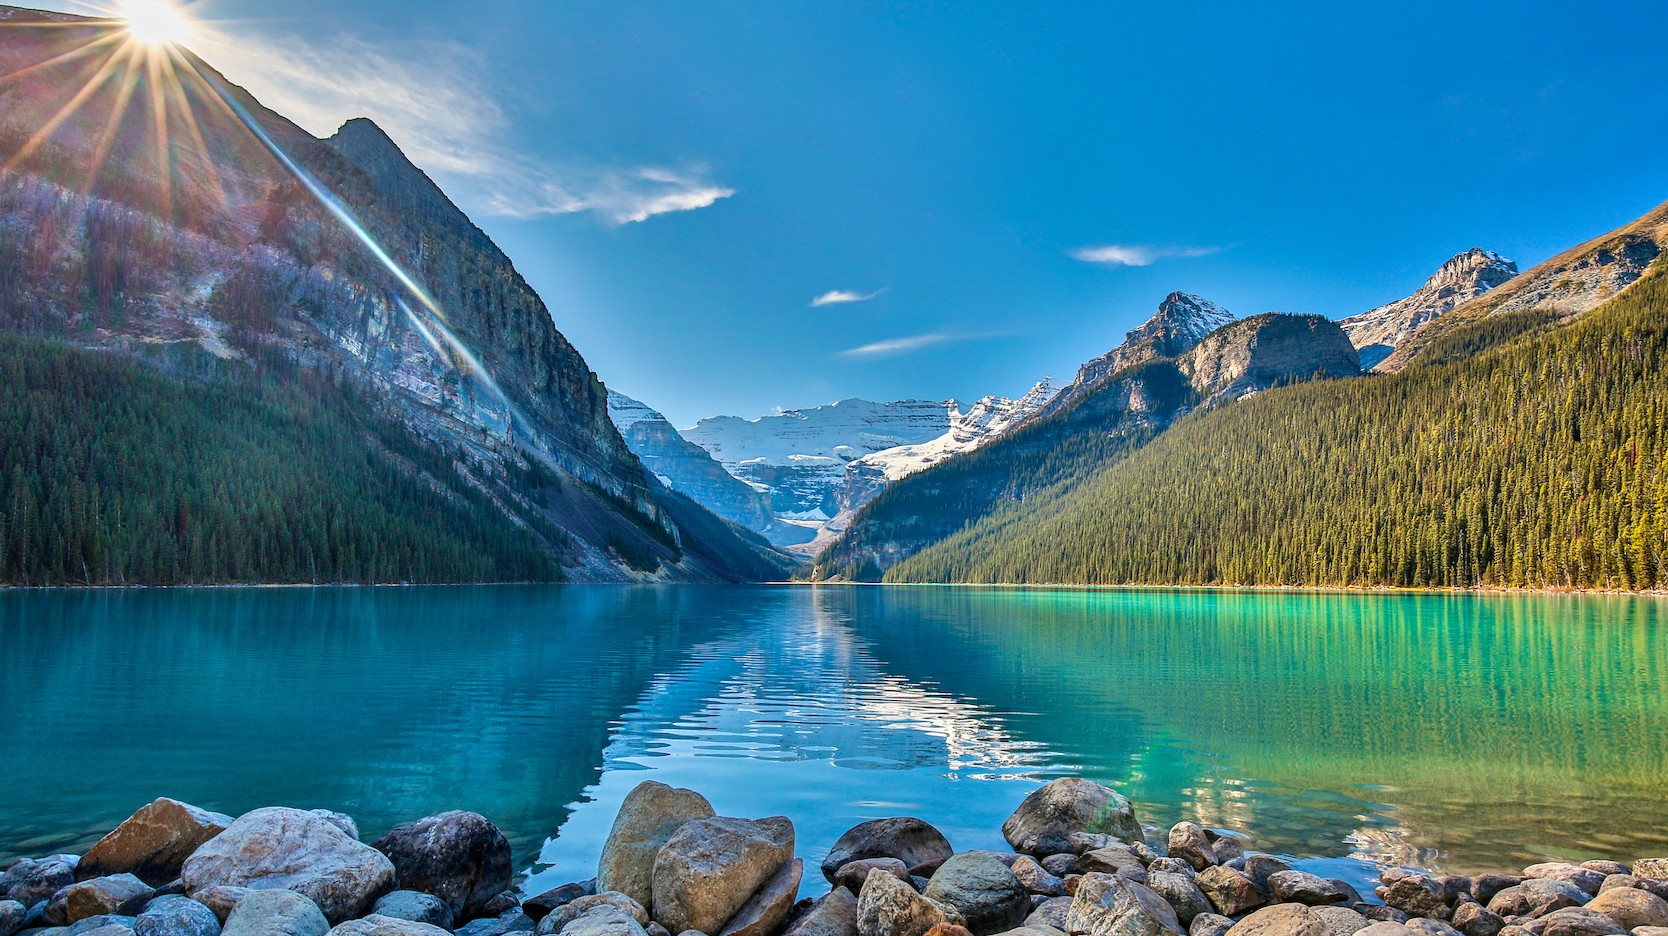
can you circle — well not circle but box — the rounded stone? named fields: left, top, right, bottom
left=370, top=893, right=454, bottom=931
left=922, top=854, right=1029, bottom=936
left=371, top=812, right=511, bottom=921
left=1003, top=781, right=1141, bottom=858
left=1583, top=886, right=1668, bottom=930
left=221, top=891, right=329, bottom=936
left=821, top=820, right=954, bottom=885
left=182, top=808, right=394, bottom=925
left=1225, top=904, right=1328, bottom=936
left=134, top=896, right=222, bottom=936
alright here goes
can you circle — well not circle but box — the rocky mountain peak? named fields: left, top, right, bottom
left=1341, top=249, right=1519, bottom=370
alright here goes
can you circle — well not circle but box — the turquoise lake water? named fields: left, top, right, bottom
left=1, top=586, right=1664, bottom=894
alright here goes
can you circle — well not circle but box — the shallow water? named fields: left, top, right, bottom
left=1, top=586, right=1664, bottom=894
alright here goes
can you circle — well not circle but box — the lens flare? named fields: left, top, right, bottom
left=119, top=0, right=191, bottom=47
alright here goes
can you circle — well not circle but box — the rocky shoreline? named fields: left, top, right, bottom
left=5, top=779, right=1668, bottom=936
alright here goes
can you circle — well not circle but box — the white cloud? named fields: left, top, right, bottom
left=201, top=29, right=733, bottom=223
left=811, top=289, right=884, bottom=308
left=839, top=332, right=993, bottom=358
left=1070, top=244, right=1220, bottom=267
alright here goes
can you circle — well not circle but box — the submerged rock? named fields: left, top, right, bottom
left=182, top=808, right=394, bottom=925
left=1003, top=781, right=1140, bottom=858
left=371, top=813, right=511, bottom=921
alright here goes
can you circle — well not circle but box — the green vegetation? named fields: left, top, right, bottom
left=889, top=271, right=1668, bottom=589
left=0, top=335, right=566, bottom=585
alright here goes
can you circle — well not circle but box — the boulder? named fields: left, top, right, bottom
left=1268, top=872, right=1349, bottom=906
left=1144, top=873, right=1210, bottom=926
left=371, top=813, right=510, bottom=921
left=306, top=816, right=357, bottom=843
left=1360, top=908, right=1410, bottom=925
left=1195, top=867, right=1264, bottom=917
left=1188, top=915, right=1233, bottom=936
left=1024, top=898, right=1072, bottom=931
left=536, top=895, right=647, bottom=936
left=1165, top=829, right=1214, bottom=874
left=1003, top=782, right=1140, bottom=858
left=1636, top=860, right=1668, bottom=881
left=1521, top=867, right=1604, bottom=898
left=548, top=907, right=645, bottom=936
left=1578, top=863, right=1627, bottom=879
left=1224, top=905, right=1327, bottom=936
left=1469, top=877, right=1521, bottom=908
left=454, top=912, right=531, bottom=936
left=72, top=924, right=134, bottom=936
left=64, top=878, right=154, bottom=922
left=370, top=893, right=454, bottom=931
left=1, top=900, right=26, bottom=936
left=718, top=858, right=802, bottom=936
left=134, top=897, right=221, bottom=936
left=1076, top=851, right=1145, bottom=884
left=326, top=917, right=452, bottom=936
left=856, top=872, right=948, bottom=936
left=1534, top=908, right=1623, bottom=936
left=783, top=887, right=857, bottom=936
left=922, top=927, right=972, bottom=936
left=1449, top=902, right=1503, bottom=936
left=522, top=884, right=594, bottom=924
left=1356, top=927, right=1414, bottom=936
left=1486, top=880, right=1590, bottom=919
left=64, top=915, right=138, bottom=936
left=923, top=855, right=1029, bottom=935
left=1382, top=876, right=1450, bottom=921
left=1040, top=858, right=1077, bottom=880
left=1063, top=873, right=1181, bottom=936
left=650, top=817, right=793, bottom=936
left=193, top=889, right=252, bottom=925
left=1310, top=906, right=1368, bottom=936
left=4, top=859, right=79, bottom=907
left=1010, top=860, right=1063, bottom=899
left=78, top=802, right=236, bottom=887
left=1582, top=886, right=1668, bottom=929
left=822, top=821, right=954, bottom=885
left=1403, top=923, right=1460, bottom=936
left=595, top=784, right=714, bottom=912
left=182, top=809, right=395, bottom=925
left=1205, top=838, right=1241, bottom=869
left=833, top=862, right=910, bottom=897
left=1241, top=858, right=1289, bottom=894
left=220, top=891, right=329, bottom=936
left=1145, top=863, right=1192, bottom=881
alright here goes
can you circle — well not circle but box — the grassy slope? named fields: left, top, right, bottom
left=890, top=269, right=1668, bottom=589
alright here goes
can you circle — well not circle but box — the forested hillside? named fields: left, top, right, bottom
left=889, top=269, right=1668, bottom=589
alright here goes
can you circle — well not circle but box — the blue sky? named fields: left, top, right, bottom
left=47, top=0, right=1668, bottom=426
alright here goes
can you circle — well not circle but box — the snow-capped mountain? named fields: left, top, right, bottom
left=606, top=391, right=775, bottom=532
left=1340, top=248, right=1519, bottom=370
left=1032, top=292, right=1235, bottom=421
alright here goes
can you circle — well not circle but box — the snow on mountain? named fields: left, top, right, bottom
left=606, top=390, right=776, bottom=532
left=1340, top=248, right=1519, bottom=370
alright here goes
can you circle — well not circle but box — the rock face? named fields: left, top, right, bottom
left=1339, top=249, right=1519, bottom=370
left=649, top=816, right=794, bottom=935
left=221, top=890, right=330, bottom=936
left=921, top=854, right=1029, bottom=935
left=822, top=820, right=955, bottom=883
left=371, top=812, right=511, bottom=920
left=79, top=800, right=236, bottom=887
left=1177, top=314, right=1360, bottom=405
left=855, top=872, right=948, bottom=936
left=182, top=808, right=396, bottom=924
left=1002, top=780, right=1141, bottom=857
left=1063, top=872, right=1182, bottom=936
left=596, top=782, right=716, bottom=911
left=607, top=393, right=776, bottom=533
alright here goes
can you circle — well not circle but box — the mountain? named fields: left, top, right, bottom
left=1031, top=292, right=1234, bottom=421
left=678, top=386, right=1056, bottom=548
left=813, top=306, right=1359, bottom=580
left=1340, top=248, right=1519, bottom=369
left=0, top=8, right=789, bottom=584
left=1380, top=199, right=1668, bottom=371
left=606, top=391, right=776, bottom=532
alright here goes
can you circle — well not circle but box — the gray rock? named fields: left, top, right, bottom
left=134, top=897, right=221, bottom=936
left=1077, top=851, right=1146, bottom=884
left=522, top=885, right=594, bottom=924
left=326, top=916, right=452, bottom=936
left=822, top=821, right=953, bottom=885
left=371, top=893, right=454, bottom=931
left=1577, top=863, right=1627, bottom=879
left=4, top=863, right=79, bottom=910
left=923, top=855, right=1028, bottom=935
left=1205, top=838, right=1241, bottom=870
left=1, top=900, right=26, bottom=936
left=64, top=877, right=154, bottom=922
left=832, top=862, right=910, bottom=897
left=64, top=916, right=137, bottom=936
left=1268, top=872, right=1349, bottom=906
left=371, top=812, right=510, bottom=921
left=1469, top=878, right=1521, bottom=908
left=1064, top=873, right=1181, bottom=936
left=855, top=872, right=947, bottom=936
left=550, top=907, right=645, bottom=936
left=1066, top=838, right=1127, bottom=859
left=596, top=784, right=714, bottom=912
left=454, top=911, right=531, bottom=936
left=1223, top=904, right=1327, bottom=936
left=1165, top=828, right=1214, bottom=874
left=1145, top=863, right=1192, bottom=881
left=190, top=891, right=250, bottom=926
left=1355, top=926, right=1414, bottom=936
left=182, top=808, right=395, bottom=925
left=1521, top=866, right=1604, bottom=899
left=477, top=896, right=518, bottom=922
left=220, top=891, right=328, bottom=936
left=1144, top=873, right=1210, bottom=926
left=1486, top=880, right=1590, bottom=919
left=717, top=859, right=801, bottom=936
left=306, top=816, right=357, bottom=843
left=1195, top=867, right=1264, bottom=917
left=1010, top=859, right=1063, bottom=899
left=1003, top=782, right=1140, bottom=859
left=782, top=888, right=856, bottom=936
left=1449, top=902, right=1503, bottom=936
left=78, top=801, right=235, bottom=888
left=1581, top=886, right=1668, bottom=929
left=1187, top=915, right=1232, bottom=936
left=1040, top=858, right=1077, bottom=881
left=1023, top=898, right=1071, bottom=931
left=650, top=817, right=793, bottom=936
left=1382, top=876, right=1450, bottom=921
left=1311, top=906, right=1368, bottom=936
left=1404, top=923, right=1460, bottom=936
left=536, top=896, right=646, bottom=936
left=1535, top=908, right=1623, bottom=936
left=1360, top=907, right=1409, bottom=925
left=68, top=925, right=131, bottom=936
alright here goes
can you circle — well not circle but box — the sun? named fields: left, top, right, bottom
left=118, top=0, right=192, bottom=47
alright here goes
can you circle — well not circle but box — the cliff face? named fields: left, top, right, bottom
left=0, top=9, right=785, bottom=582
left=1180, top=314, right=1360, bottom=402
left=608, top=391, right=775, bottom=532
left=1340, top=249, right=1519, bottom=370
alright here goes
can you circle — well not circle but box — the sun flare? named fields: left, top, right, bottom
left=119, top=0, right=191, bottom=47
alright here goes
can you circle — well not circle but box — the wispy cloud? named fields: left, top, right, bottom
left=1070, top=244, right=1220, bottom=267
left=203, top=30, right=733, bottom=223
left=811, top=288, right=884, bottom=308
left=839, top=332, right=995, bottom=358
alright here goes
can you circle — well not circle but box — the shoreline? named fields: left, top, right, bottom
left=8, top=778, right=1668, bottom=936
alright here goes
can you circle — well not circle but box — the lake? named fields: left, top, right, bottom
left=1, top=586, right=1664, bottom=896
